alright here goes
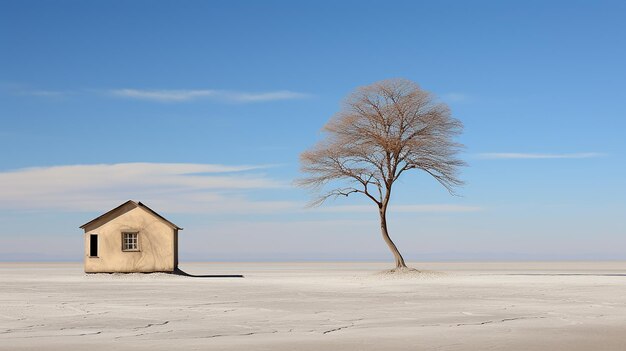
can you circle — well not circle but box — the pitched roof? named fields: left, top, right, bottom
left=79, top=200, right=183, bottom=231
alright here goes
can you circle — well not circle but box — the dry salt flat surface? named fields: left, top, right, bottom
left=1, top=261, right=626, bottom=350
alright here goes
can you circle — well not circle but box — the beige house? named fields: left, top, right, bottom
left=80, top=200, right=182, bottom=273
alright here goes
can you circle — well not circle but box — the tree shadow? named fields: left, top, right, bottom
left=174, top=268, right=244, bottom=278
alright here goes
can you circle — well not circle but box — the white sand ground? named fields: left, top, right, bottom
left=1, top=261, right=626, bottom=350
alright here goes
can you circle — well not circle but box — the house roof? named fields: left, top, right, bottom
left=79, top=200, right=183, bottom=231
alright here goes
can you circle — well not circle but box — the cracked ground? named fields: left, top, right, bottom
left=2, top=262, right=626, bottom=350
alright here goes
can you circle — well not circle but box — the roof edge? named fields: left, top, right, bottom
left=79, top=200, right=138, bottom=229
left=79, top=200, right=182, bottom=231
left=137, top=202, right=183, bottom=230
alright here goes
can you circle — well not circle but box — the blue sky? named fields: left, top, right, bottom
left=1, top=0, right=625, bottom=261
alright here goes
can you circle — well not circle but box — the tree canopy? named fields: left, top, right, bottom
left=298, top=79, right=466, bottom=270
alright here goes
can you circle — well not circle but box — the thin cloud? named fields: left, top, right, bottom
left=110, top=89, right=216, bottom=102
left=477, top=152, right=604, bottom=160
left=109, top=89, right=311, bottom=103
left=15, top=88, right=311, bottom=103
left=0, top=163, right=292, bottom=213
left=315, top=204, right=482, bottom=213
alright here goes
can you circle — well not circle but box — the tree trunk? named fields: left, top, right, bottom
left=379, top=208, right=407, bottom=269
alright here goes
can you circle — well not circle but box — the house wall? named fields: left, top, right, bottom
left=84, top=207, right=177, bottom=273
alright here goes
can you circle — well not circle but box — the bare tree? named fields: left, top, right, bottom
left=298, top=79, right=465, bottom=271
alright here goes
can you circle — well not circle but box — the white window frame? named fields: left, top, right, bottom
left=122, top=232, right=140, bottom=252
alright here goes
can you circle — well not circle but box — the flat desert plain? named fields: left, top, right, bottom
left=1, top=262, right=626, bottom=350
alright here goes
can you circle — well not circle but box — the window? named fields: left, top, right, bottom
left=122, top=232, right=139, bottom=251
left=89, top=234, right=98, bottom=257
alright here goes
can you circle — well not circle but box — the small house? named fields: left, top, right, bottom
left=80, top=200, right=182, bottom=273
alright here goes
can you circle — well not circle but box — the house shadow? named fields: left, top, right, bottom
left=174, top=268, right=244, bottom=278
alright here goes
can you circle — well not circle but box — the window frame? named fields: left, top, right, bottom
left=121, top=232, right=140, bottom=252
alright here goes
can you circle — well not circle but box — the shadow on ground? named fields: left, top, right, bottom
left=174, top=268, right=244, bottom=278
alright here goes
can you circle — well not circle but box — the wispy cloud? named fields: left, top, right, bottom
left=0, top=163, right=294, bottom=213
left=0, top=163, right=483, bottom=216
left=476, top=152, right=604, bottom=160
left=315, top=204, right=482, bottom=213
left=109, top=89, right=311, bottom=103
left=14, top=88, right=311, bottom=103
